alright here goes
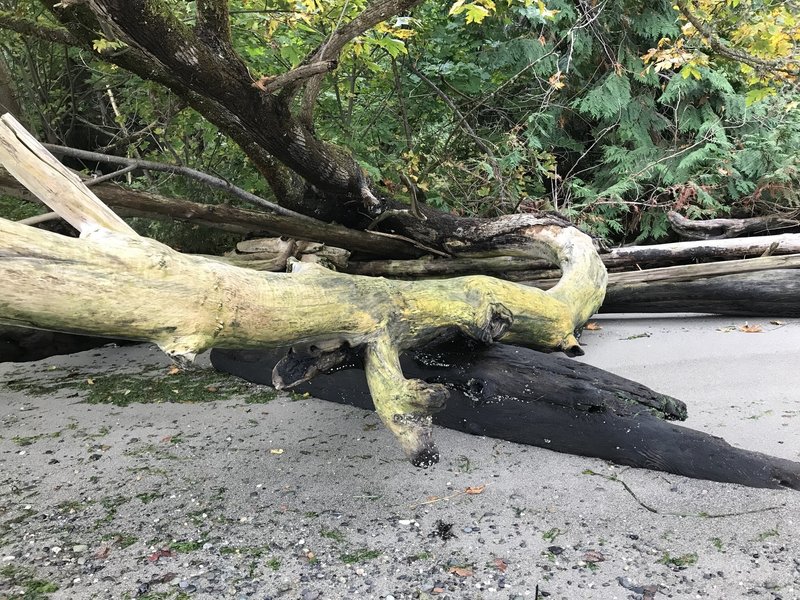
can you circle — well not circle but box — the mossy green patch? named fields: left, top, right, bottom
left=266, top=557, right=281, bottom=571
left=340, top=548, right=381, bottom=564
left=81, top=369, right=274, bottom=406
left=169, top=539, right=205, bottom=552
left=658, top=552, right=698, bottom=568
left=2, top=367, right=277, bottom=406
left=1, top=565, right=59, bottom=598
left=320, top=528, right=346, bottom=542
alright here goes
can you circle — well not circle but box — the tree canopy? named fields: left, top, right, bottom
left=0, top=0, right=797, bottom=245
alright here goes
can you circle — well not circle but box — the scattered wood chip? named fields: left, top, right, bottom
left=465, top=484, right=486, bottom=495
left=269, top=448, right=284, bottom=454
left=167, top=365, right=181, bottom=375
left=738, top=323, right=763, bottom=333
left=582, top=549, right=606, bottom=563
left=584, top=322, right=602, bottom=331
left=449, top=566, right=474, bottom=577
left=770, top=320, right=785, bottom=326
left=86, top=378, right=94, bottom=385
left=94, top=546, right=110, bottom=560
left=493, top=558, right=508, bottom=572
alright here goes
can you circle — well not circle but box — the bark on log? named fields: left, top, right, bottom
left=210, top=343, right=800, bottom=490
left=346, top=233, right=800, bottom=277
left=0, top=113, right=607, bottom=466
left=668, top=211, right=800, bottom=240
left=602, top=269, right=800, bottom=316
left=519, top=254, right=800, bottom=316
left=602, top=233, right=800, bottom=269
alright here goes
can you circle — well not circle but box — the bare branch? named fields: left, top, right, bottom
left=406, top=61, right=507, bottom=201
left=43, top=143, right=305, bottom=216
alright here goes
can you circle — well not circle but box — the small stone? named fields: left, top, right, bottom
left=2, top=556, right=15, bottom=562
left=73, top=544, right=88, bottom=553
left=51, top=546, right=62, bottom=555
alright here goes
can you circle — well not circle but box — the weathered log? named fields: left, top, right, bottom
left=0, top=167, right=424, bottom=258
left=602, top=233, right=800, bottom=269
left=210, top=343, right=800, bottom=490
left=668, top=210, right=800, bottom=240
left=602, top=268, right=800, bottom=316
left=0, top=113, right=607, bottom=466
left=346, top=233, right=800, bottom=278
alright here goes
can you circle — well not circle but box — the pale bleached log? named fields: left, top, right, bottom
left=0, top=114, right=135, bottom=236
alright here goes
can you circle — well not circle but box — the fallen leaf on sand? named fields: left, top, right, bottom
left=738, top=323, right=763, bottom=333
left=493, top=558, right=508, bottom=572
left=449, top=566, right=474, bottom=577
left=465, top=484, right=486, bottom=495
left=167, top=365, right=181, bottom=375
left=584, top=322, right=602, bottom=331
left=583, top=549, right=606, bottom=563
left=147, top=548, right=175, bottom=563
left=94, top=546, right=110, bottom=560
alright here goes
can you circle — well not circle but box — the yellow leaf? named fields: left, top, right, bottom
left=465, top=484, right=486, bottom=495
left=269, top=448, right=285, bottom=454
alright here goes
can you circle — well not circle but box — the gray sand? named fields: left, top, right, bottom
left=1, top=315, right=799, bottom=599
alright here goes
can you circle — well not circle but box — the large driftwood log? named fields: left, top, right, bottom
left=210, top=343, right=800, bottom=490
left=518, top=254, right=800, bottom=317
left=0, top=113, right=607, bottom=465
left=603, top=269, right=800, bottom=316
left=668, top=211, right=800, bottom=240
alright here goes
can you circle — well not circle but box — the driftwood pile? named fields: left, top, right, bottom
left=1, top=120, right=799, bottom=487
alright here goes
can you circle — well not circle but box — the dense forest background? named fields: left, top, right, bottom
left=0, top=0, right=797, bottom=251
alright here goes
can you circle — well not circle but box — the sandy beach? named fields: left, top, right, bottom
left=1, top=314, right=799, bottom=599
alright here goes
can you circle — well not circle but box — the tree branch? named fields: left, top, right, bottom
left=253, top=60, right=338, bottom=94
left=43, top=144, right=296, bottom=215
left=676, top=0, right=799, bottom=76
left=0, top=166, right=425, bottom=258
left=0, top=10, right=79, bottom=46
left=195, top=0, right=232, bottom=50
left=294, top=0, right=424, bottom=125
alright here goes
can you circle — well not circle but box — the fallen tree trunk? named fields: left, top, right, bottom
left=518, top=254, right=800, bottom=316
left=602, top=268, right=800, bottom=316
left=210, top=343, right=800, bottom=490
left=668, top=210, right=800, bottom=240
left=0, top=113, right=607, bottom=466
